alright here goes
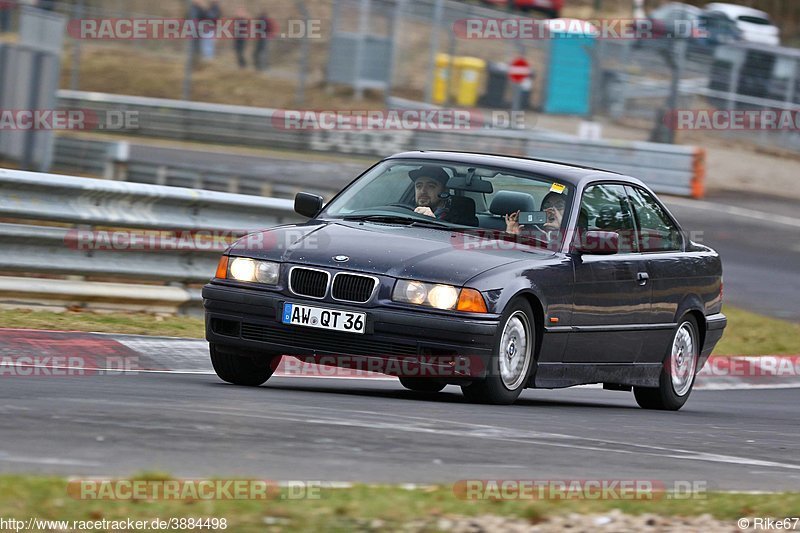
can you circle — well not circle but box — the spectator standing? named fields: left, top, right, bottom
left=201, top=0, right=221, bottom=60
left=188, top=0, right=206, bottom=59
left=0, top=1, right=15, bottom=33
left=233, top=6, right=250, bottom=68
left=253, top=11, right=273, bottom=71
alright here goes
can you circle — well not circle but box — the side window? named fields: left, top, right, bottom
left=579, top=184, right=637, bottom=253
left=626, top=187, right=683, bottom=252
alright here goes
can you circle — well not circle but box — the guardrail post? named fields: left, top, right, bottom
left=156, top=166, right=168, bottom=186
left=228, top=176, right=240, bottom=194
left=105, top=141, right=130, bottom=181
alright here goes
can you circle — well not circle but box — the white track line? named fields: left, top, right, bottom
left=665, top=196, right=800, bottom=229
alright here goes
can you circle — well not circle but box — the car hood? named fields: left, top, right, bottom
left=229, top=220, right=554, bottom=285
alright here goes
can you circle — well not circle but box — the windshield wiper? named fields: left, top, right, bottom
left=341, top=214, right=451, bottom=228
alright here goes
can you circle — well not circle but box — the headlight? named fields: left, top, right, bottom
left=227, top=257, right=280, bottom=285
left=393, top=280, right=468, bottom=311
left=255, top=261, right=280, bottom=285
left=428, top=284, right=459, bottom=310
left=402, top=281, right=428, bottom=305
left=229, top=258, right=256, bottom=282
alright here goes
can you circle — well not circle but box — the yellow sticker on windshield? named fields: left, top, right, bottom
left=549, top=183, right=566, bottom=194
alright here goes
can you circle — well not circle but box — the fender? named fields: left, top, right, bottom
left=674, top=293, right=705, bottom=325
left=467, top=256, right=572, bottom=317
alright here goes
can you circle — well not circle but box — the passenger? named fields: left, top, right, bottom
left=504, top=191, right=566, bottom=235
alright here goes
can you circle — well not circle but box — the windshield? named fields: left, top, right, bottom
left=320, top=158, right=573, bottom=244
left=738, top=15, right=772, bottom=25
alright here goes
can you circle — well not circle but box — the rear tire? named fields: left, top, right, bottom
left=461, top=299, right=535, bottom=405
left=399, top=377, right=446, bottom=393
left=633, top=316, right=699, bottom=411
left=210, top=344, right=278, bottom=387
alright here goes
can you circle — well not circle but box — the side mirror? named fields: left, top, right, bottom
left=295, top=192, right=324, bottom=219
left=574, top=230, right=619, bottom=255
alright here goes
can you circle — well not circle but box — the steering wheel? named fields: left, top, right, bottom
left=385, top=203, right=417, bottom=211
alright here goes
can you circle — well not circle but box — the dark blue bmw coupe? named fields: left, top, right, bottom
left=203, top=151, right=726, bottom=410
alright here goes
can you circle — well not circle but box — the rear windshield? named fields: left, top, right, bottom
left=738, top=15, right=772, bottom=25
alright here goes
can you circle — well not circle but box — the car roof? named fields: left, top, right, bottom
left=705, top=3, right=771, bottom=20
left=385, top=150, right=647, bottom=190
left=652, top=3, right=702, bottom=16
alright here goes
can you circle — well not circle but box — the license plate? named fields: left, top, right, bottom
left=282, top=303, right=366, bottom=334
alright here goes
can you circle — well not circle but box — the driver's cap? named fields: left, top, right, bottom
left=409, top=166, right=449, bottom=187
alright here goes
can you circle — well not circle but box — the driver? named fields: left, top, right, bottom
left=504, top=191, right=567, bottom=236
left=409, top=166, right=451, bottom=219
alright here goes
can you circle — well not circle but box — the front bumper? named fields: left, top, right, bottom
left=203, top=283, right=500, bottom=379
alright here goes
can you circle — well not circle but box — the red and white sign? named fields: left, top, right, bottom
left=508, top=57, right=531, bottom=84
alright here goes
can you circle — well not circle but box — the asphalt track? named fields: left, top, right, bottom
left=1, top=368, right=799, bottom=491
left=1, top=328, right=799, bottom=492
left=664, top=191, right=800, bottom=321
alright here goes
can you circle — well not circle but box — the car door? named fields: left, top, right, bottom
left=625, top=185, right=690, bottom=364
left=564, top=183, right=651, bottom=364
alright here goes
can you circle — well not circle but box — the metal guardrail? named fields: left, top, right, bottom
left=51, top=136, right=356, bottom=200
left=0, top=167, right=298, bottom=231
left=0, top=167, right=300, bottom=313
left=527, top=138, right=706, bottom=199
left=56, top=90, right=706, bottom=198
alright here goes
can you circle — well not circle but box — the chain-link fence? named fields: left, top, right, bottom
left=595, top=37, right=800, bottom=152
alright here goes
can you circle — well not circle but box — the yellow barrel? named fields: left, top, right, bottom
left=433, top=53, right=452, bottom=105
left=453, top=56, right=486, bottom=107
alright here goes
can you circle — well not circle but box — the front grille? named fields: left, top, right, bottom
left=240, top=322, right=418, bottom=357
left=332, top=274, right=377, bottom=303
left=289, top=268, right=329, bottom=298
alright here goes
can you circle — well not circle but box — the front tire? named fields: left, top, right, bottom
left=399, top=377, right=446, bottom=393
left=210, top=344, right=278, bottom=387
left=461, top=299, right=535, bottom=405
left=633, top=316, right=699, bottom=411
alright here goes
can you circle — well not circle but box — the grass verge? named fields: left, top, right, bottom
left=713, top=306, right=800, bottom=356
left=1, top=476, right=799, bottom=532
left=0, top=304, right=798, bottom=356
left=0, top=308, right=204, bottom=339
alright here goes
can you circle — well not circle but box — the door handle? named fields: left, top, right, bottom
left=637, top=272, right=650, bottom=285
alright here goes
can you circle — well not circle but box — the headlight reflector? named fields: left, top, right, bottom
left=255, top=261, right=280, bottom=285
left=393, top=280, right=485, bottom=312
left=227, top=257, right=280, bottom=285
left=403, top=281, right=428, bottom=304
